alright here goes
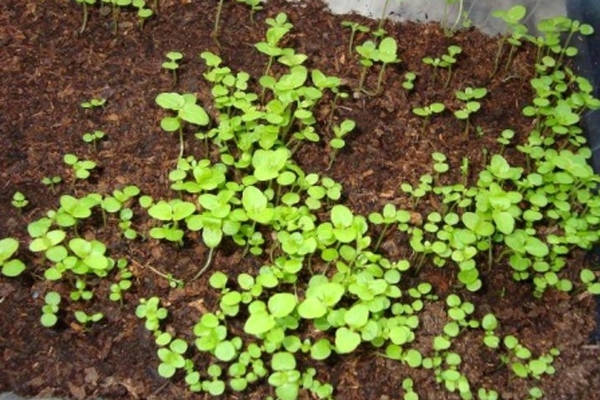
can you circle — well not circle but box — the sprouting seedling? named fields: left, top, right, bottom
left=63, top=153, right=97, bottom=190
left=422, top=45, right=462, bottom=87
left=11, top=191, right=29, bottom=211
left=255, top=13, right=293, bottom=78
left=80, top=97, right=106, bottom=109
left=491, top=5, right=527, bottom=76
left=497, top=129, right=516, bottom=154
left=402, top=72, right=416, bottom=92
left=454, top=87, right=487, bottom=137
left=373, top=37, right=400, bottom=95
left=155, top=92, right=210, bottom=160
left=328, top=119, right=356, bottom=170
left=355, top=40, right=379, bottom=94
left=42, top=176, right=63, bottom=194
left=162, top=51, right=183, bottom=86
left=74, top=310, right=104, bottom=329
left=133, top=0, right=154, bottom=29
left=82, top=130, right=105, bottom=151
left=341, top=20, right=370, bottom=57
left=41, top=291, right=61, bottom=327
left=74, top=0, right=97, bottom=34
left=412, top=102, right=445, bottom=136
left=0, top=237, right=26, bottom=278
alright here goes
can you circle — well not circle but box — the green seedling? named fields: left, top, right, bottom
left=132, top=0, right=153, bottom=29
left=328, top=119, right=355, bottom=169
left=63, top=153, right=97, bottom=190
left=156, top=333, right=189, bottom=378
left=422, top=45, right=462, bottom=88
left=74, top=0, right=97, bottom=33
left=355, top=36, right=400, bottom=95
left=11, top=191, right=28, bottom=211
left=70, top=278, right=93, bottom=301
left=454, top=87, right=487, bottom=137
left=41, top=176, right=62, bottom=194
left=41, top=291, right=61, bottom=327
left=162, top=51, right=183, bottom=86
left=491, top=5, right=528, bottom=76
left=412, top=102, right=446, bottom=136
left=155, top=92, right=210, bottom=159
left=109, top=258, right=133, bottom=303
left=82, top=130, right=105, bottom=151
left=497, top=129, right=516, bottom=153
left=136, top=296, right=168, bottom=331
left=80, top=97, right=106, bottom=109
left=74, top=310, right=104, bottom=329
left=0, top=237, right=26, bottom=277
left=254, top=12, right=293, bottom=78
left=341, top=20, right=370, bottom=57
left=402, top=72, right=416, bottom=92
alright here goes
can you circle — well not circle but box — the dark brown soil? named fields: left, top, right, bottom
left=1, top=0, right=599, bottom=399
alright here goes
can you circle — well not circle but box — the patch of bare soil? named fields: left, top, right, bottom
left=0, top=0, right=599, bottom=399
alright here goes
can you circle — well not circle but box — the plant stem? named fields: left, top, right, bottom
left=192, top=247, right=215, bottom=281
left=212, top=0, right=225, bottom=42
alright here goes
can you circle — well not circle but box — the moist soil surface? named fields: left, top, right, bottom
left=1, top=0, right=599, bottom=399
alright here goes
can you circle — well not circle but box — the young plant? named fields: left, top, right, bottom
left=491, top=5, right=528, bottom=76
left=11, top=191, right=28, bottom=211
left=412, top=102, right=446, bottom=137
left=162, top=51, right=183, bottom=86
left=80, top=97, right=106, bottom=109
left=63, top=153, right=97, bottom=189
left=355, top=36, right=400, bottom=95
left=422, top=45, right=462, bottom=88
left=82, top=130, right=105, bottom=151
left=155, top=92, right=210, bottom=159
left=74, top=310, right=104, bottom=329
left=0, top=237, right=26, bottom=277
left=454, top=87, right=487, bottom=137
left=41, top=291, right=61, bottom=327
left=135, top=296, right=168, bottom=331
left=41, top=176, right=63, bottom=194
left=341, top=20, right=370, bottom=57
left=402, top=72, right=416, bottom=92
left=328, top=119, right=355, bottom=169
left=132, top=0, right=153, bottom=29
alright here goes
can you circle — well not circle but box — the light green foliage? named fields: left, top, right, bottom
left=82, top=130, right=105, bottom=151
left=162, top=51, right=183, bottom=85
left=341, top=20, right=370, bottom=56
left=11, top=191, right=28, bottom=210
left=136, top=297, right=168, bottom=331
left=422, top=45, right=462, bottom=87
left=80, top=97, right=106, bottom=109
left=41, top=291, right=61, bottom=327
left=0, top=238, right=26, bottom=277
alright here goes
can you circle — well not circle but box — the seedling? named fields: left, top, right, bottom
left=0, top=237, right=26, bottom=277
left=328, top=119, right=355, bottom=169
left=155, top=92, right=210, bottom=159
left=132, top=0, right=153, bottom=29
left=491, top=5, right=527, bottom=76
left=41, top=176, right=63, bottom=194
left=402, top=72, right=416, bottom=92
left=355, top=36, right=400, bottom=95
left=136, top=296, right=168, bottom=331
left=64, top=154, right=97, bottom=190
left=422, top=45, right=462, bottom=88
left=162, top=51, right=183, bottom=86
left=41, top=291, right=61, bottom=327
left=74, top=310, right=104, bottom=329
left=80, top=97, right=106, bottom=109
left=412, top=102, right=446, bottom=136
left=82, top=130, right=105, bottom=151
left=341, top=20, right=370, bottom=57
left=11, top=191, right=28, bottom=211
left=237, top=0, right=263, bottom=23
left=454, top=87, right=487, bottom=137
